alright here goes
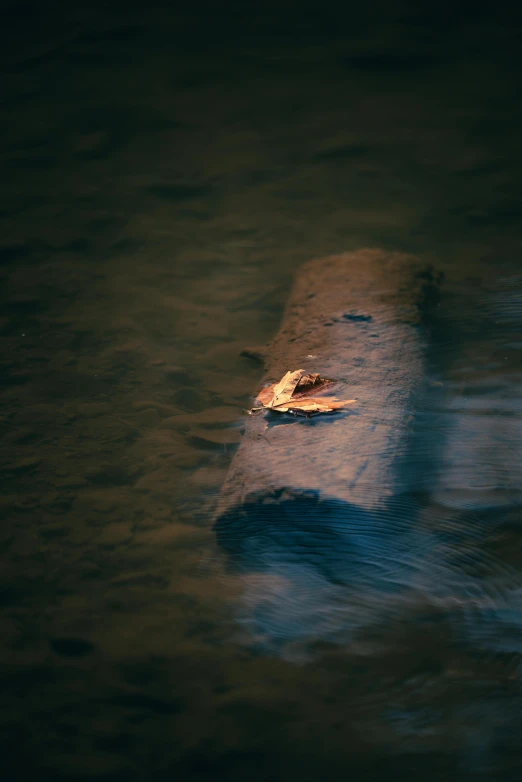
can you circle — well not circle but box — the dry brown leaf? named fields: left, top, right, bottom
left=254, top=369, right=356, bottom=416
left=265, top=369, right=304, bottom=408
left=256, top=369, right=334, bottom=406
left=294, top=373, right=337, bottom=397
left=256, top=384, right=278, bottom=406
left=274, top=397, right=355, bottom=413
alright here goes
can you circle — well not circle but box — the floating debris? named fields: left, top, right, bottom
left=250, top=369, right=356, bottom=417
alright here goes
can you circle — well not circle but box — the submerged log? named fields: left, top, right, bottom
left=215, top=249, right=441, bottom=583
left=213, top=252, right=522, bottom=655
left=216, top=250, right=440, bottom=511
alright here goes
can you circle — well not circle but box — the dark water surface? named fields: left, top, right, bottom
left=1, top=3, right=522, bottom=780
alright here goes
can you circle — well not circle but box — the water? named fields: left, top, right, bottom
left=1, top=3, right=522, bottom=780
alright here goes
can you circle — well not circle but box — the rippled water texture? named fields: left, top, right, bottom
left=1, top=3, right=522, bottom=781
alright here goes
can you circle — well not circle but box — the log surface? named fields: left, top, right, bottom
left=216, top=248, right=438, bottom=526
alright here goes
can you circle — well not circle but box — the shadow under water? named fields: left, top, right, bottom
left=215, top=487, right=522, bottom=661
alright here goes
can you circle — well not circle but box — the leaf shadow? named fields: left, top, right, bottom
left=264, top=408, right=358, bottom=431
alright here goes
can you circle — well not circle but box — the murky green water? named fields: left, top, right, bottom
left=1, top=3, right=522, bottom=780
